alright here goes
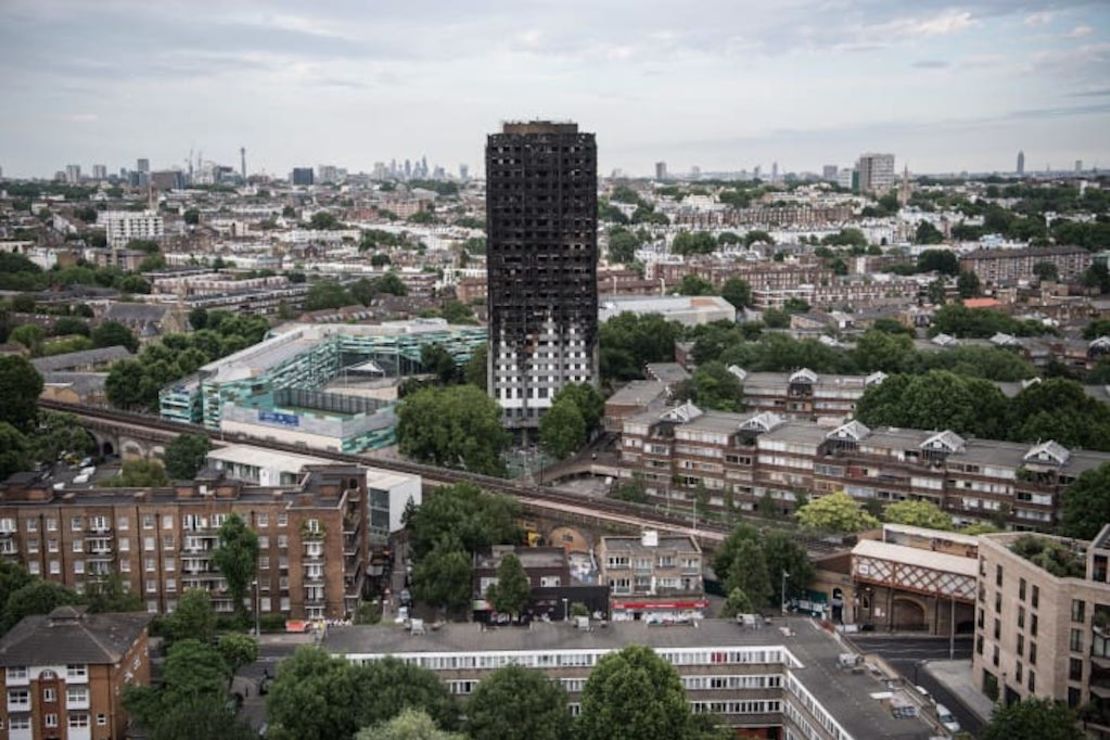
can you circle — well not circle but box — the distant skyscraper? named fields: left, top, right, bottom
left=65, top=164, right=81, bottom=184
left=1076, top=160, right=1083, bottom=173
left=459, top=163, right=469, bottom=181
left=771, top=162, right=779, bottom=182
left=317, top=165, right=339, bottom=184
left=291, top=167, right=314, bottom=186
left=1017, top=150, right=1025, bottom=176
left=404, top=160, right=412, bottom=179
left=753, top=165, right=761, bottom=179
left=822, top=165, right=839, bottom=180
left=837, top=168, right=854, bottom=190
left=136, top=158, right=150, bottom=174
left=856, top=153, right=895, bottom=194
left=486, top=121, right=598, bottom=430
left=240, top=147, right=247, bottom=181
left=690, top=165, right=701, bottom=179
left=92, top=164, right=107, bottom=180
left=655, top=161, right=668, bottom=180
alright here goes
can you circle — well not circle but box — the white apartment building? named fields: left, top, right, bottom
left=96, top=210, right=165, bottom=249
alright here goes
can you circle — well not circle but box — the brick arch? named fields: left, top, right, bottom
left=892, top=595, right=928, bottom=631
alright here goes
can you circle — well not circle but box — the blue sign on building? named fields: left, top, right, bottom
left=259, top=411, right=300, bottom=427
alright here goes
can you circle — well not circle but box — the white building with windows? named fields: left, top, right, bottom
left=96, top=210, right=165, bottom=248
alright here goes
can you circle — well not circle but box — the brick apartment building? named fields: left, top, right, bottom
left=644, top=259, right=832, bottom=295
left=959, top=246, right=1092, bottom=287
left=0, top=465, right=368, bottom=620
left=619, top=404, right=1110, bottom=530
left=0, top=606, right=153, bottom=740
left=598, top=532, right=707, bottom=622
left=972, top=525, right=1110, bottom=730
left=731, top=367, right=888, bottom=424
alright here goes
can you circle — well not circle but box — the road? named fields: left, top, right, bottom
left=846, top=634, right=982, bottom=737
left=234, top=634, right=316, bottom=731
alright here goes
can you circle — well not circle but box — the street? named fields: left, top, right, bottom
left=846, top=634, right=982, bottom=737
left=235, top=634, right=316, bottom=731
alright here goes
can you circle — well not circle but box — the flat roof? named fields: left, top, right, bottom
left=322, top=618, right=934, bottom=740
left=882, top=523, right=979, bottom=547
left=208, top=444, right=327, bottom=470
left=852, top=539, right=978, bottom=577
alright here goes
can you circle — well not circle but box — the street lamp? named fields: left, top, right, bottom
left=781, top=571, right=789, bottom=616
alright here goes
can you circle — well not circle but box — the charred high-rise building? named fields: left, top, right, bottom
left=486, top=121, right=599, bottom=429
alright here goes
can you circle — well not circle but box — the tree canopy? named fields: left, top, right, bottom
left=1059, top=463, right=1110, bottom=540
left=485, top=554, right=531, bottom=619
left=396, top=385, right=510, bottom=475
left=164, top=433, right=211, bottom=480
left=883, top=499, right=953, bottom=530
left=465, top=665, right=567, bottom=740
left=796, top=492, right=881, bottom=534
left=980, top=698, right=1083, bottom=740
left=600, top=313, right=684, bottom=382
left=212, top=515, right=260, bottom=619
left=0, top=356, right=43, bottom=431
left=539, top=398, right=585, bottom=460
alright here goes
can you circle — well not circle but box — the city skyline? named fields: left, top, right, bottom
left=0, top=0, right=1108, bottom=178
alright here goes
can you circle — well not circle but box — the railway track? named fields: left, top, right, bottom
left=39, top=400, right=843, bottom=555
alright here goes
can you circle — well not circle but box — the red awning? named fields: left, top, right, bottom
left=611, top=600, right=709, bottom=610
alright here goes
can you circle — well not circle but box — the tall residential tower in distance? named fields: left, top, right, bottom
left=856, top=152, right=895, bottom=194
left=1017, top=149, right=1025, bottom=176
left=486, top=121, right=599, bottom=430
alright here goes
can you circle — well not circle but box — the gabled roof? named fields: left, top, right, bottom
left=1090, top=336, right=1110, bottom=350
left=921, top=430, right=966, bottom=454
left=931, top=333, right=958, bottom=347
left=1024, top=440, right=1071, bottom=466
left=726, top=365, right=747, bottom=381
left=990, top=332, right=1020, bottom=347
left=660, top=401, right=702, bottom=424
left=789, top=368, right=818, bottom=384
left=740, top=411, right=785, bottom=433
left=827, top=420, right=871, bottom=442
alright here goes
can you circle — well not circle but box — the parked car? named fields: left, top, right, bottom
left=935, top=704, right=960, bottom=734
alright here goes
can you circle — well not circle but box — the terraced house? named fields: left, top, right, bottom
left=619, top=402, right=1110, bottom=530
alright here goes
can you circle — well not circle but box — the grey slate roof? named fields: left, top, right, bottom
left=0, top=606, right=152, bottom=667
left=31, top=345, right=131, bottom=373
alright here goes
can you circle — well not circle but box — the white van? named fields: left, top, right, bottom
left=935, top=704, right=960, bottom=734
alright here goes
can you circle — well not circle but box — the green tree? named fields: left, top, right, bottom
left=957, top=270, right=980, bottom=298
left=91, top=320, right=139, bottom=352
left=351, top=656, right=459, bottom=732
left=463, top=344, right=487, bottom=391
left=162, top=639, right=231, bottom=702
left=761, top=308, right=790, bottom=329
left=465, top=665, right=566, bottom=740
left=104, top=459, right=169, bottom=487
left=2, top=580, right=81, bottom=632
left=852, top=329, right=914, bottom=373
left=184, top=208, right=200, bottom=225
left=396, top=385, right=510, bottom=475
left=404, top=483, right=521, bottom=561
left=981, top=698, right=1082, bottom=740
left=551, top=383, right=604, bottom=433
left=607, top=229, right=642, bottom=264
left=0, top=562, right=33, bottom=620
left=305, top=280, right=355, bottom=311
left=539, top=398, right=586, bottom=460
left=914, top=221, right=944, bottom=245
left=420, top=343, right=459, bottom=385
left=0, top=423, right=31, bottom=480
left=599, top=313, right=683, bottom=382
left=1032, top=261, right=1059, bottom=282
left=720, top=278, right=753, bottom=309
left=1060, top=463, right=1110, bottom=540
left=672, top=361, right=744, bottom=412
left=164, top=433, right=211, bottom=480
left=217, top=633, right=259, bottom=682
left=50, top=316, right=92, bottom=337
left=744, top=229, right=775, bottom=247
left=105, top=358, right=160, bottom=411
left=309, top=211, right=341, bottom=230
left=855, top=371, right=1011, bottom=440
left=167, top=588, right=217, bottom=644
left=412, top=543, right=473, bottom=615
left=84, top=572, right=143, bottom=613
left=578, top=645, right=694, bottom=740
left=796, top=491, right=881, bottom=534
left=0, top=356, right=43, bottom=431
left=719, top=587, right=754, bottom=618
left=675, top=274, right=715, bottom=296
left=212, top=514, right=260, bottom=619
left=189, top=307, right=209, bottom=330
left=724, top=539, right=771, bottom=608
left=883, top=499, right=953, bottom=530
left=915, top=249, right=959, bottom=275
left=763, top=530, right=814, bottom=606
left=265, top=647, right=360, bottom=740
left=485, top=554, right=531, bottom=619
left=9, top=324, right=45, bottom=354
left=357, top=708, right=463, bottom=740
left=712, top=523, right=759, bottom=585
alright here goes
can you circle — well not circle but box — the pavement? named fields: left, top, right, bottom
left=846, top=634, right=985, bottom=737
left=923, top=659, right=996, bottom=725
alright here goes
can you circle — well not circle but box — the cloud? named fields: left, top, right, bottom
left=1024, top=11, right=1054, bottom=27
left=912, top=59, right=950, bottom=69
left=1068, top=25, right=1094, bottom=38
left=64, top=113, right=98, bottom=123
left=874, top=10, right=976, bottom=38
left=1069, top=87, right=1110, bottom=97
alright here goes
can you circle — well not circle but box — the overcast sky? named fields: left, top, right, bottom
left=1, top=0, right=1108, bottom=179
